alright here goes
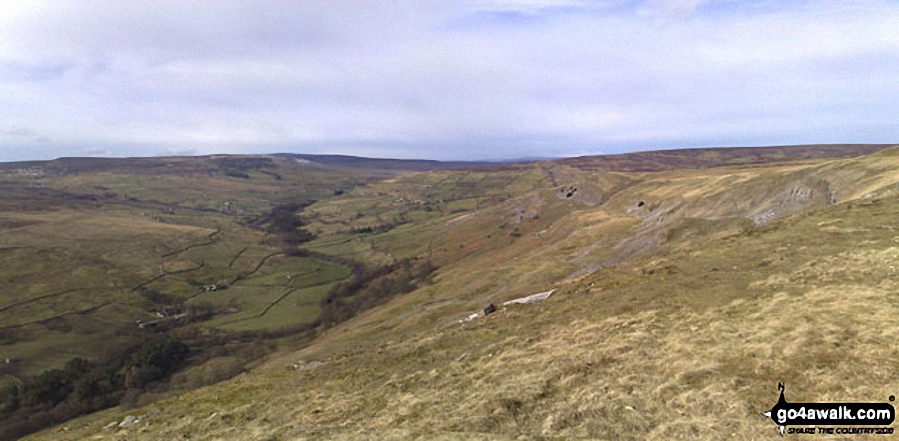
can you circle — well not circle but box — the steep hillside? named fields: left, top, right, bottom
left=23, top=146, right=899, bottom=440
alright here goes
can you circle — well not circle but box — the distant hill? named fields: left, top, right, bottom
left=559, top=143, right=898, bottom=172
left=0, top=154, right=491, bottom=177
left=273, top=153, right=492, bottom=171
left=1, top=144, right=892, bottom=175
left=0, top=155, right=281, bottom=176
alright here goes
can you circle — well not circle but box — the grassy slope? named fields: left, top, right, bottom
left=27, top=147, right=899, bottom=440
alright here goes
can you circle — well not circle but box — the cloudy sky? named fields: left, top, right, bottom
left=0, top=0, right=897, bottom=161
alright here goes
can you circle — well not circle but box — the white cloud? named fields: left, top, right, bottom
left=0, top=1, right=897, bottom=161
left=643, top=0, right=710, bottom=15
left=2, top=125, right=51, bottom=143
left=462, top=0, right=626, bottom=14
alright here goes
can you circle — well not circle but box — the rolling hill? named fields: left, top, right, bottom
left=3, top=145, right=899, bottom=440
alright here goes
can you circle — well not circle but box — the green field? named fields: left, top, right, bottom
left=194, top=255, right=350, bottom=331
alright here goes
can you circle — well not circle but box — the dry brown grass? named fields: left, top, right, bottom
left=35, top=279, right=899, bottom=440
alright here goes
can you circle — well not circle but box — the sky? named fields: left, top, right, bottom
left=0, top=0, right=897, bottom=162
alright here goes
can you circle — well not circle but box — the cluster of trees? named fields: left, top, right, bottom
left=318, top=257, right=435, bottom=327
left=0, top=337, right=189, bottom=440
left=351, top=223, right=401, bottom=235
left=253, top=201, right=317, bottom=248
left=0, top=328, right=19, bottom=345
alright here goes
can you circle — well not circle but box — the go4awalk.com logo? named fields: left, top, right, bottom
left=762, top=383, right=896, bottom=436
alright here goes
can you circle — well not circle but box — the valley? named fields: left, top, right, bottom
left=1, top=145, right=898, bottom=440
